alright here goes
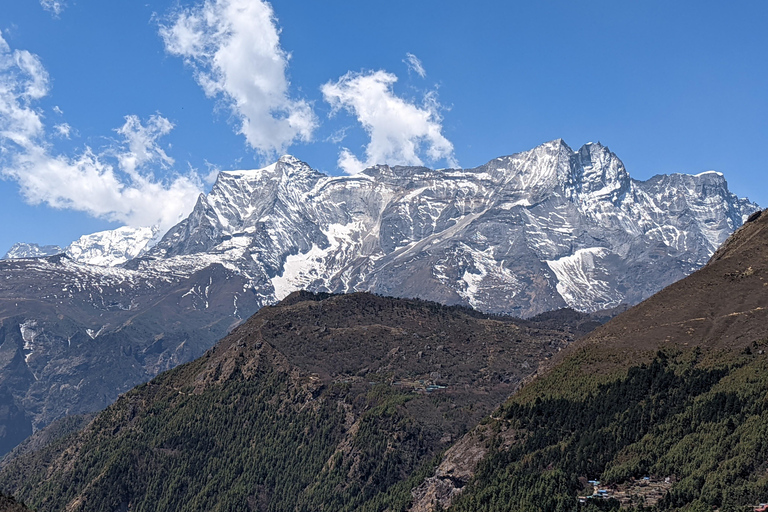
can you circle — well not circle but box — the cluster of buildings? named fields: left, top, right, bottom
left=578, top=477, right=674, bottom=507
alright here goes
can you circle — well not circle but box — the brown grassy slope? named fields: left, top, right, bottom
left=198, top=291, right=585, bottom=430
left=519, top=208, right=768, bottom=399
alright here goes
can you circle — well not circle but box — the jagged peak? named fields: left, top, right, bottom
left=359, top=162, right=437, bottom=182
left=543, top=138, right=571, bottom=151
left=568, top=141, right=630, bottom=195
left=215, top=155, right=322, bottom=183
left=276, top=154, right=303, bottom=166
left=643, top=170, right=730, bottom=187
left=218, top=161, right=278, bottom=180
left=3, top=242, right=64, bottom=260
left=575, top=141, right=620, bottom=162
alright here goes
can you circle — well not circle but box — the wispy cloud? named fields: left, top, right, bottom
left=404, top=53, right=426, bottom=78
left=114, top=114, right=175, bottom=179
left=321, top=70, right=456, bottom=175
left=159, top=0, right=317, bottom=159
left=0, top=34, right=202, bottom=232
left=325, top=127, right=348, bottom=145
left=53, top=122, right=71, bottom=138
left=40, top=0, right=65, bottom=16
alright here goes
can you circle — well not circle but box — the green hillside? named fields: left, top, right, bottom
left=0, top=293, right=587, bottom=512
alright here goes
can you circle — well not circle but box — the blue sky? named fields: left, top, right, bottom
left=1, top=0, right=766, bottom=254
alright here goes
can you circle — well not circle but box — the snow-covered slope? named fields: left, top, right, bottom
left=5, top=141, right=757, bottom=316
left=65, top=226, right=159, bottom=267
left=3, top=243, right=63, bottom=259
left=5, top=227, right=159, bottom=267
left=148, top=141, right=758, bottom=316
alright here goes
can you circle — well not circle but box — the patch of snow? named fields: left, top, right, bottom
left=270, top=222, right=366, bottom=300
left=20, top=320, right=38, bottom=363
left=451, top=245, right=522, bottom=310
left=498, top=198, right=532, bottom=210
left=546, top=247, right=622, bottom=311
left=271, top=244, right=327, bottom=300
left=4, top=243, right=63, bottom=260
left=220, top=162, right=277, bottom=179
left=86, top=326, right=106, bottom=339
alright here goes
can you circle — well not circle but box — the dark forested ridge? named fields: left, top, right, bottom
left=0, top=491, right=31, bottom=512
left=0, top=292, right=587, bottom=512
left=410, top=209, right=768, bottom=511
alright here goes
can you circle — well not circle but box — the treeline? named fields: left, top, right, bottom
left=449, top=348, right=768, bottom=511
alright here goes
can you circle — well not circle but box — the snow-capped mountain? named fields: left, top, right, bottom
left=147, top=140, right=758, bottom=316
left=4, top=227, right=159, bottom=267
left=65, top=226, right=159, bottom=266
left=3, top=243, right=63, bottom=259
left=0, top=139, right=758, bottom=454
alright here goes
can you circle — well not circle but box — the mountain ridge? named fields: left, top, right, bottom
left=144, top=139, right=758, bottom=317
left=0, top=139, right=758, bottom=458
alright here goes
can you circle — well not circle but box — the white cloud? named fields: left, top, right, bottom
left=325, top=127, right=348, bottom=145
left=0, top=34, right=202, bottom=232
left=404, top=53, right=426, bottom=78
left=114, top=114, right=175, bottom=178
left=159, top=0, right=317, bottom=158
left=0, top=34, right=48, bottom=148
left=40, top=0, right=65, bottom=16
left=202, top=161, right=221, bottom=185
left=321, top=70, right=456, bottom=175
left=53, top=122, right=71, bottom=138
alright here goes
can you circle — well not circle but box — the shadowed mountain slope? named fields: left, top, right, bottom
left=0, top=492, right=31, bottom=512
left=3, top=210, right=767, bottom=511
left=0, top=256, right=258, bottom=458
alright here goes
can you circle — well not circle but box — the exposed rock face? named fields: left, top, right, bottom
left=0, top=255, right=259, bottom=439
left=410, top=423, right=496, bottom=512
left=149, top=140, right=758, bottom=317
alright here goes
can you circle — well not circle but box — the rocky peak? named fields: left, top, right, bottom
left=565, top=142, right=631, bottom=202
